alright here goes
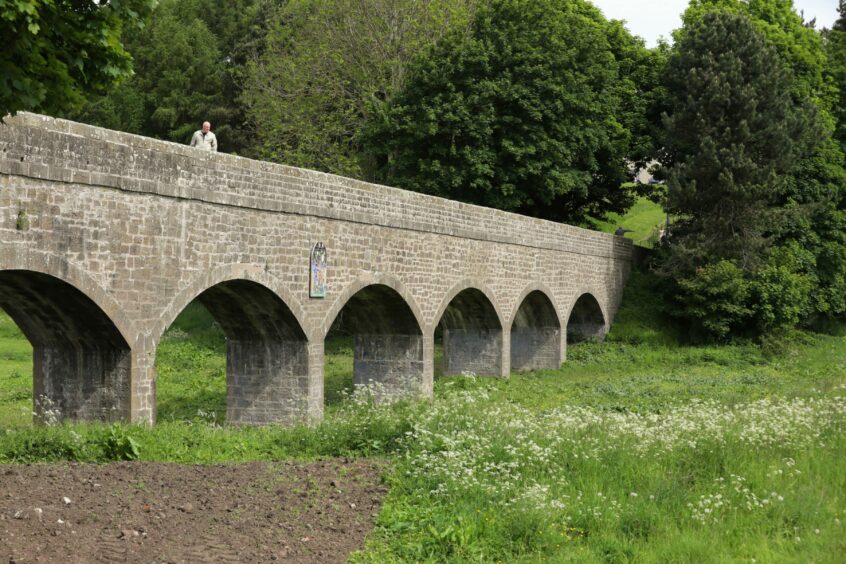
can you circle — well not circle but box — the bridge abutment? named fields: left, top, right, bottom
left=226, top=339, right=313, bottom=425
left=510, top=290, right=563, bottom=372
left=353, top=334, right=425, bottom=400
left=131, top=351, right=156, bottom=425
left=422, top=332, right=435, bottom=397
left=438, top=288, right=507, bottom=378
left=33, top=344, right=132, bottom=423
left=510, top=328, right=562, bottom=371
left=0, top=270, right=134, bottom=424
left=443, top=328, right=505, bottom=377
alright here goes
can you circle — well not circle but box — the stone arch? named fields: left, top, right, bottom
left=325, top=277, right=424, bottom=400
left=510, top=286, right=562, bottom=372
left=434, top=280, right=504, bottom=377
left=152, top=264, right=308, bottom=346
left=0, top=250, right=137, bottom=346
left=507, top=282, right=564, bottom=329
left=0, top=269, right=132, bottom=423
left=432, top=279, right=505, bottom=332
left=566, top=291, right=608, bottom=343
left=321, top=273, right=425, bottom=339
left=153, top=265, right=312, bottom=425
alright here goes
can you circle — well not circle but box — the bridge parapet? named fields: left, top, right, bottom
left=0, top=113, right=631, bottom=261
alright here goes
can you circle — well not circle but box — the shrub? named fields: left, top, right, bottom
left=0, top=429, right=88, bottom=462
left=750, top=245, right=813, bottom=333
left=100, top=425, right=141, bottom=461
left=675, top=261, right=752, bottom=341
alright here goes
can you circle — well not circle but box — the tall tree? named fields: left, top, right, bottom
left=659, top=11, right=821, bottom=338
left=242, top=0, right=475, bottom=177
left=363, top=0, right=653, bottom=223
left=670, top=0, right=846, bottom=326
left=605, top=21, right=670, bottom=173
left=663, top=11, right=816, bottom=266
left=186, top=0, right=267, bottom=154
left=681, top=0, right=831, bottom=104
left=825, top=1, right=846, bottom=154
left=0, top=0, right=155, bottom=117
left=71, top=0, right=261, bottom=154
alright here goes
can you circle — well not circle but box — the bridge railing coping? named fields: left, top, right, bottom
left=1, top=112, right=632, bottom=261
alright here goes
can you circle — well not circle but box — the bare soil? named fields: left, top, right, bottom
left=0, top=459, right=388, bottom=563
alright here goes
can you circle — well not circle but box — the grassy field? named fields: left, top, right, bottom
left=592, top=196, right=667, bottom=247
left=0, top=310, right=32, bottom=427
left=1, top=270, right=845, bottom=561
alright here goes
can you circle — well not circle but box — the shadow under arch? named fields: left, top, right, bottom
left=154, top=268, right=312, bottom=425
left=321, top=273, right=425, bottom=339
left=432, top=279, right=505, bottom=333
left=507, top=282, right=564, bottom=329
left=0, top=251, right=138, bottom=346
left=510, top=287, right=562, bottom=372
left=566, top=292, right=608, bottom=343
left=0, top=269, right=131, bottom=422
left=325, top=279, right=424, bottom=401
left=152, top=265, right=308, bottom=346
left=434, top=281, right=504, bottom=378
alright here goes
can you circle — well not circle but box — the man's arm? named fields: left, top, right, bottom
left=190, top=132, right=199, bottom=147
left=211, top=134, right=217, bottom=152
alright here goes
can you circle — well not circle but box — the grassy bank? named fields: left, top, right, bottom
left=1, top=271, right=845, bottom=561
left=592, top=196, right=667, bottom=247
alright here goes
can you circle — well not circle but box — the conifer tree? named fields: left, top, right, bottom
left=662, top=11, right=816, bottom=266
left=658, top=11, right=823, bottom=339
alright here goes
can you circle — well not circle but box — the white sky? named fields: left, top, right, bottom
left=590, top=0, right=840, bottom=47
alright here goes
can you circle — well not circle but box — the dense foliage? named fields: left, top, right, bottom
left=663, top=12, right=816, bottom=264
left=656, top=3, right=846, bottom=341
left=56, top=0, right=660, bottom=225
left=363, top=0, right=656, bottom=223
left=243, top=0, right=476, bottom=177
left=0, top=0, right=155, bottom=117
left=68, top=0, right=261, bottom=154
left=826, top=1, right=846, bottom=155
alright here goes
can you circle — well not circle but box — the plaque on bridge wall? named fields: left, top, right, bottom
left=310, top=242, right=327, bottom=298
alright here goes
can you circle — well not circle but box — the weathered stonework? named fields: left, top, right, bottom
left=0, top=113, right=633, bottom=425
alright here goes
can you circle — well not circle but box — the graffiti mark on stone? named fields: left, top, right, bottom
left=310, top=242, right=327, bottom=298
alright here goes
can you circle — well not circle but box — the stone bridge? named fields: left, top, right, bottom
left=0, top=113, right=633, bottom=425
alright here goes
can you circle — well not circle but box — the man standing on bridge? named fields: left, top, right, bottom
left=190, top=121, right=217, bottom=152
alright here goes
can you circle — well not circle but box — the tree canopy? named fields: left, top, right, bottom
left=1, top=0, right=155, bottom=117
left=655, top=6, right=846, bottom=340
left=826, top=1, right=846, bottom=154
left=69, top=0, right=260, bottom=154
left=363, top=0, right=656, bottom=223
left=662, top=11, right=817, bottom=266
left=681, top=0, right=832, bottom=104
left=242, top=0, right=476, bottom=177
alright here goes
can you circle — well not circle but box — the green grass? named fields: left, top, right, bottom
left=154, top=304, right=359, bottom=420
left=592, top=195, right=667, bottom=247
left=0, top=310, right=32, bottom=427
left=151, top=302, right=227, bottom=421
left=325, top=335, right=355, bottom=405
left=1, top=277, right=845, bottom=562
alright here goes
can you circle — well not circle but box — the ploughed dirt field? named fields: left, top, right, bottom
left=0, top=459, right=388, bottom=563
